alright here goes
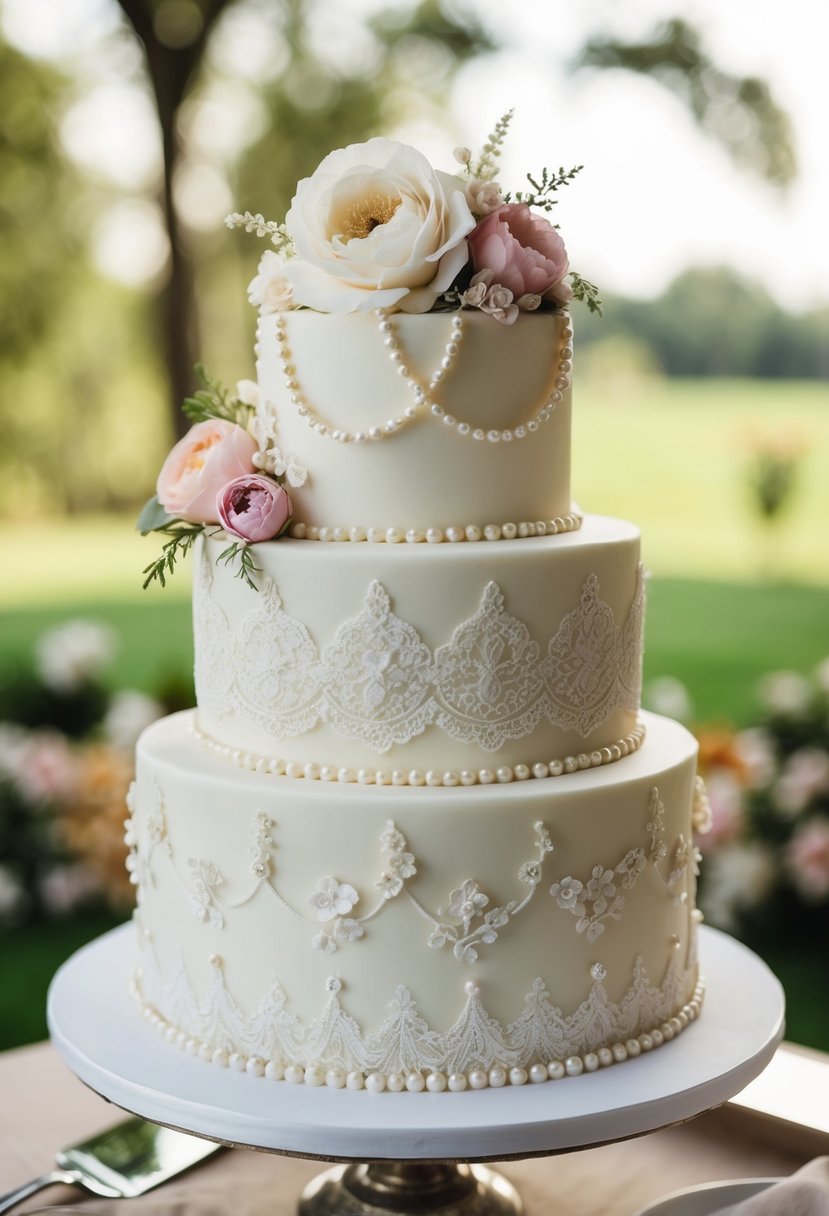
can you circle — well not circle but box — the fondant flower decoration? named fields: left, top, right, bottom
left=309, top=876, right=360, bottom=922
left=468, top=203, right=572, bottom=304
left=282, top=138, right=476, bottom=314
left=217, top=474, right=292, bottom=543
left=156, top=420, right=258, bottom=524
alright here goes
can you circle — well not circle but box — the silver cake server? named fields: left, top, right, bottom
left=0, top=1115, right=222, bottom=1212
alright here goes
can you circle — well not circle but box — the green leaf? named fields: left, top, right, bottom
left=136, top=495, right=173, bottom=535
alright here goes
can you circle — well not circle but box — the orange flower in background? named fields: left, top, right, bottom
left=55, top=744, right=135, bottom=909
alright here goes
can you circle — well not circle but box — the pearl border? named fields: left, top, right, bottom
left=131, top=973, right=704, bottom=1093
left=275, top=310, right=573, bottom=446
left=287, top=512, right=583, bottom=544
left=192, top=721, right=647, bottom=787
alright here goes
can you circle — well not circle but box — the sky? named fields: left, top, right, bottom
left=2, top=0, right=828, bottom=311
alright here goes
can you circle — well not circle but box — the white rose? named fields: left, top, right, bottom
left=283, top=138, right=475, bottom=314
left=247, top=249, right=295, bottom=314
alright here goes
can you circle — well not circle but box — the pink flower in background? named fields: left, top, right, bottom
left=696, top=769, right=744, bottom=855
left=15, top=731, right=78, bottom=806
left=156, top=420, right=257, bottom=524
left=468, top=203, right=571, bottom=303
left=787, top=818, right=829, bottom=901
left=217, top=474, right=292, bottom=543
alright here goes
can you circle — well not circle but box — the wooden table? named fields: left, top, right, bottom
left=0, top=1041, right=826, bottom=1214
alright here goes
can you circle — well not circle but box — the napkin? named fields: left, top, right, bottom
left=716, top=1158, right=829, bottom=1216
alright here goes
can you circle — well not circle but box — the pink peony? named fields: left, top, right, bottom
left=157, top=420, right=258, bottom=524
left=787, top=817, right=829, bottom=901
left=217, top=474, right=292, bottom=543
left=467, top=203, right=571, bottom=302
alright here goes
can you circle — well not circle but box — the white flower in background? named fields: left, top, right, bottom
left=452, top=146, right=472, bottom=165
left=0, top=865, right=26, bottom=921
left=0, top=724, right=27, bottom=782
left=465, top=178, right=503, bottom=216
left=786, top=817, right=829, bottom=901
left=283, top=138, right=475, bottom=314
left=643, top=676, right=694, bottom=723
left=35, top=619, right=117, bottom=693
left=39, top=863, right=101, bottom=915
left=309, top=876, right=359, bottom=922
left=235, top=379, right=260, bottom=407
left=773, top=748, right=829, bottom=818
left=247, top=249, right=295, bottom=314
left=757, top=670, right=812, bottom=717
left=700, top=841, right=776, bottom=932
left=734, top=727, right=776, bottom=790
left=102, top=690, right=164, bottom=750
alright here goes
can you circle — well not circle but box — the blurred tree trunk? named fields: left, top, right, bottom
left=117, top=0, right=230, bottom=438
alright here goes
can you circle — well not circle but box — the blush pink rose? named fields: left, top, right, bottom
left=467, top=203, right=572, bottom=303
left=156, top=420, right=258, bottom=524
left=217, top=474, right=292, bottom=543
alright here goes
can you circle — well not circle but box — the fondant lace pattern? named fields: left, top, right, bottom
left=193, top=549, right=645, bottom=753
left=134, top=936, right=697, bottom=1076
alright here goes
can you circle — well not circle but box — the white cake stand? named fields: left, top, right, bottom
left=47, top=924, right=784, bottom=1215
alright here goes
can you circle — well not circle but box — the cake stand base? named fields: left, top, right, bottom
left=47, top=925, right=784, bottom=1214
left=299, top=1162, right=521, bottom=1216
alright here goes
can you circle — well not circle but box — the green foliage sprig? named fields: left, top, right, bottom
left=569, top=272, right=604, bottom=317
left=141, top=523, right=204, bottom=590
left=225, top=211, right=294, bottom=255
left=505, top=164, right=584, bottom=211
left=182, top=364, right=254, bottom=427
left=469, top=109, right=514, bottom=181
left=217, top=540, right=260, bottom=592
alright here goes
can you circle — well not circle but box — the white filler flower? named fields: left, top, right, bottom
left=283, top=138, right=475, bottom=314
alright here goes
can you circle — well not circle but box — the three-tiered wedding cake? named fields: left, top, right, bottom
left=127, top=129, right=707, bottom=1093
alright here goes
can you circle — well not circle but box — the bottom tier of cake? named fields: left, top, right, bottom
left=127, top=710, right=705, bottom=1092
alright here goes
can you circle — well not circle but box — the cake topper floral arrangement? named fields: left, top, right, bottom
left=232, top=109, right=601, bottom=322
left=138, top=113, right=599, bottom=589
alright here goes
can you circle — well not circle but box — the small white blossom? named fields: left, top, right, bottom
left=479, top=283, right=518, bottom=325
left=235, top=379, right=260, bottom=407
left=446, top=879, right=489, bottom=920
left=310, top=876, right=359, bottom=922
left=453, top=145, right=472, bottom=165
left=517, top=293, right=541, bottom=311
left=550, top=876, right=584, bottom=911
left=264, top=446, right=307, bottom=487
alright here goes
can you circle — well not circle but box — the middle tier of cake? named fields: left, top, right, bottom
left=194, top=515, right=644, bottom=777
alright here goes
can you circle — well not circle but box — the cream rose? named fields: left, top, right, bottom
left=282, top=138, right=476, bottom=314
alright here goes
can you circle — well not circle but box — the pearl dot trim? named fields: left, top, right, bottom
left=193, top=722, right=647, bottom=788
left=275, top=311, right=573, bottom=446
left=129, top=973, right=704, bottom=1094
left=288, top=513, right=583, bottom=543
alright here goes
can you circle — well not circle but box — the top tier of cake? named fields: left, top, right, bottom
left=255, top=309, right=573, bottom=533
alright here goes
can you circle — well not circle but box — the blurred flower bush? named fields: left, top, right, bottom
left=649, top=659, right=829, bottom=941
left=0, top=619, right=164, bottom=925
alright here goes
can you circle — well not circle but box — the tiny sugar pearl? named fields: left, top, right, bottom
left=547, top=1060, right=565, bottom=1080
left=448, top=1073, right=468, bottom=1092
left=265, top=1060, right=285, bottom=1081
left=246, top=1056, right=265, bottom=1078
left=365, top=1072, right=386, bottom=1093
left=406, top=1071, right=426, bottom=1092
left=509, top=1067, right=528, bottom=1086
left=386, top=1072, right=405, bottom=1093
left=529, top=1063, right=548, bottom=1084
left=488, top=1066, right=507, bottom=1088
left=468, top=1069, right=489, bottom=1090
left=304, top=1065, right=326, bottom=1087
left=346, top=1071, right=365, bottom=1090
left=326, top=1069, right=346, bottom=1088
left=285, top=1064, right=305, bottom=1084
left=426, top=1072, right=447, bottom=1093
